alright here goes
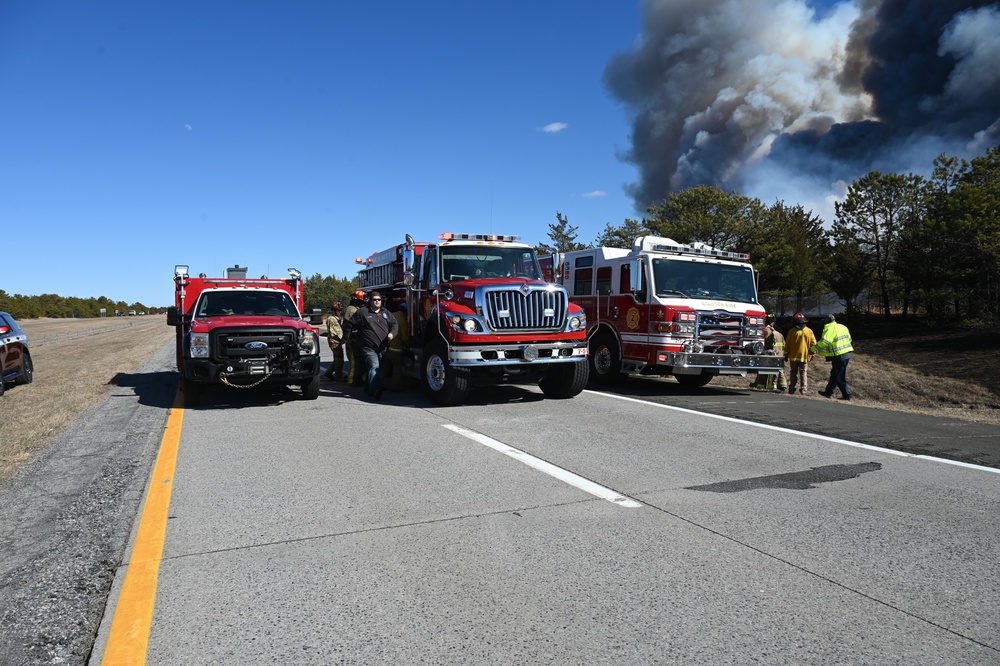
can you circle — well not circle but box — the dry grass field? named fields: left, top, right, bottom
left=0, top=316, right=174, bottom=483
left=1, top=315, right=997, bottom=484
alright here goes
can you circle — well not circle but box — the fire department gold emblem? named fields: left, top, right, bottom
left=626, top=307, right=640, bottom=330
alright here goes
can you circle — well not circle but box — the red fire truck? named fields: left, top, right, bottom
left=166, top=264, right=321, bottom=405
left=539, top=236, right=784, bottom=387
left=356, top=233, right=589, bottom=405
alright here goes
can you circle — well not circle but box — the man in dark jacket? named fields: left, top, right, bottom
left=342, top=290, right=398, bottom=400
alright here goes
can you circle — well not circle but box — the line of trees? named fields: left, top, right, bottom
left=0, top=291, right=157, bottom=319
left=535, top=145, right=1000, bottom=322
left=302, top=273, right=360, bottom=315
left=0, top=273, right=362, bottom=321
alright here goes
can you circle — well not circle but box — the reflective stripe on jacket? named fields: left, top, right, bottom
left=814, top=322, right=853, bottom=358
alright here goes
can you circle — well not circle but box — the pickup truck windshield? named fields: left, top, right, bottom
left=195, top=291, right=300, bottom=318
left=651, top=258, right=757, bottom=303
left=440, top=246, right=541, bottom=281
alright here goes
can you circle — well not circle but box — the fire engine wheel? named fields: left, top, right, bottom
left=301, top=374, right=321, bottom=400
left=675, top=373, right=713, bottom=388
left=423, top=340, right=470, bottom=406
left=538, top=361, right=589, bottom=399
left=590, top=334, right=626, bottom=385
left=182, top=378, right=201, bottom=406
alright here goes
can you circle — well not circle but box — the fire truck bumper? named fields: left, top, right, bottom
left=658, top=352, right=785, bottom=374
left=449, top=341, right=588, bottom=367
left=183, top=357, right=321, bottom=384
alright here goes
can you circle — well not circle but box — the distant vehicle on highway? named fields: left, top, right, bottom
left=0, top=311, right=34, bottom=397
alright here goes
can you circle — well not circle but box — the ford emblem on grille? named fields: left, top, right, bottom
left=245, top=341, right=268, bottom=350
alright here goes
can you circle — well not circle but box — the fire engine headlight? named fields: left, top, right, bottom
left=298, top=329, right=319, bottom=355
left=569, top=315, right=585, bottom=331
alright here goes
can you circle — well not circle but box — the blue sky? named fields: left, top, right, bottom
left=1, top=1, right=643, bottom=307
left=6, top=0, right=984, bottom=310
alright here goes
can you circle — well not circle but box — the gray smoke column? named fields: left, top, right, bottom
left=606, top=0, right=1000, bottom=217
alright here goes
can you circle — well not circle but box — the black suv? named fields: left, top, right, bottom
left=0, top=312, right=33, bottom=396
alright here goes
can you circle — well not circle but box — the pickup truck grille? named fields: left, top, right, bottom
left=696, top=311, right=744, bottom=350
left=213, top=328, right=297, bottom=359
left=482, top=288, right=567, bottom=332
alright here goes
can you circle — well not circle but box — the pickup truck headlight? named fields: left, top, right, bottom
left=298, top=329, right=319, bottom=355
left=190, top=333, right=210, bottom=358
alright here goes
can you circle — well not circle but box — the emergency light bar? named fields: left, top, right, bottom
left=439, top=233, right=521, bottom=242
left=650, top=243, right=749, bottom=261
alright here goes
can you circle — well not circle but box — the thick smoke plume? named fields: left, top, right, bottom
left=605, top=0, right=1000, bottom=218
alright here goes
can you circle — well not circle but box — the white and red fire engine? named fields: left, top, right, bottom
left=166, top=264, right=321, bottom=405
left=539, top=236, right=784, bottom=387
left=356, top=233, right=589, bottom=405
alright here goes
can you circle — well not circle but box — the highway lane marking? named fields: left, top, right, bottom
left=443, top=424, right=643, bottom=507
left=589, top=390, right=1000, bottom=476
left=101, top=393, right=184, bottom=665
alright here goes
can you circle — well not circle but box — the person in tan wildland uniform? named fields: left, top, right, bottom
left=323, top=301, right=345, bottom=381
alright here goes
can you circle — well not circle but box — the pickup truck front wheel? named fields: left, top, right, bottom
left=301, top=374, right=320, bottom=400
left=182, top=378, right=201, bottom=406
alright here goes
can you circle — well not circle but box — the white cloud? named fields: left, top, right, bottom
left=541, top=122, right=568, bottom=133
left=582, top=190, right=607, bottom=198
left=183, top=123, right=193, bottom=131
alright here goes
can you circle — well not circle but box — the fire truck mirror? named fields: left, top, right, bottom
left=629, top=258, right=644, bottom=294
left=403, top=244, right=414, bottom=275
left=166, top=306, right=181, bottom=326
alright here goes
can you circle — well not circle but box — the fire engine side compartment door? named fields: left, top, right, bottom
left=619, top=258, right=650, bottom=357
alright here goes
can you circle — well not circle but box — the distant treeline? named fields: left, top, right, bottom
left=0, top=291, right=157, bottom=319
left=536, top=145, right=1000, bottom=322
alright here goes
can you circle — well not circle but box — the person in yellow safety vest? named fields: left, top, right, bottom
left=785, top=312, right=817, bottom=395
left=752, top=323, right=787, bottom=391
left=812, top=313, right=854, bottom=400
left=381, top=301, right=410, bottom=391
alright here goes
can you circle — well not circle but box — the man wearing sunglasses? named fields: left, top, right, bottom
left=342, top=290, right=398, bottom=400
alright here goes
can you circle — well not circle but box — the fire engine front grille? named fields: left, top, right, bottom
left=696, top=312, right=744, bottom=349
left=214, top=328, right=297, bottom=359
left=483, top=288, right=567, bottom=332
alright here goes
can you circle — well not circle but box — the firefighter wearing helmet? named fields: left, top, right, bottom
left=323, top=301, right=345, bottom=381
left=344, top=289, right=366, bottom=386
left=785, top=312, right=817, bottom=395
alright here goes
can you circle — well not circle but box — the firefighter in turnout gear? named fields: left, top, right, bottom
left=381, top=301, right=410, bottom=392
left=344, top=289, right=366, bottom=386
left=752, top=323, right=787, bottom=392
left=324, top=301, right=345, bottom=381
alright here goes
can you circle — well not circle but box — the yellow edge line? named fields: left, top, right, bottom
left=101, top=392, right=185, bottom=665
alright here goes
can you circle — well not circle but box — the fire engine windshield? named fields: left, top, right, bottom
left=194, top=290, right=300, bottom=318
left=440, top=246, right=540, bottom=281
left=651, top=258, right=757, bottom=303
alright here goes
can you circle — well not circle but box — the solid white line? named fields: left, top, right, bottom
left=587, top=390, right=1000, bottom=476
left=442, top=424, right=643, bottom=508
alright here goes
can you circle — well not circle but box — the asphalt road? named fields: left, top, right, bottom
left=1, top=344, right=998, bottom=665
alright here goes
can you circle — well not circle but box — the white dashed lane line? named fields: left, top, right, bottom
left=443, top=424, right=643, bottom=508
